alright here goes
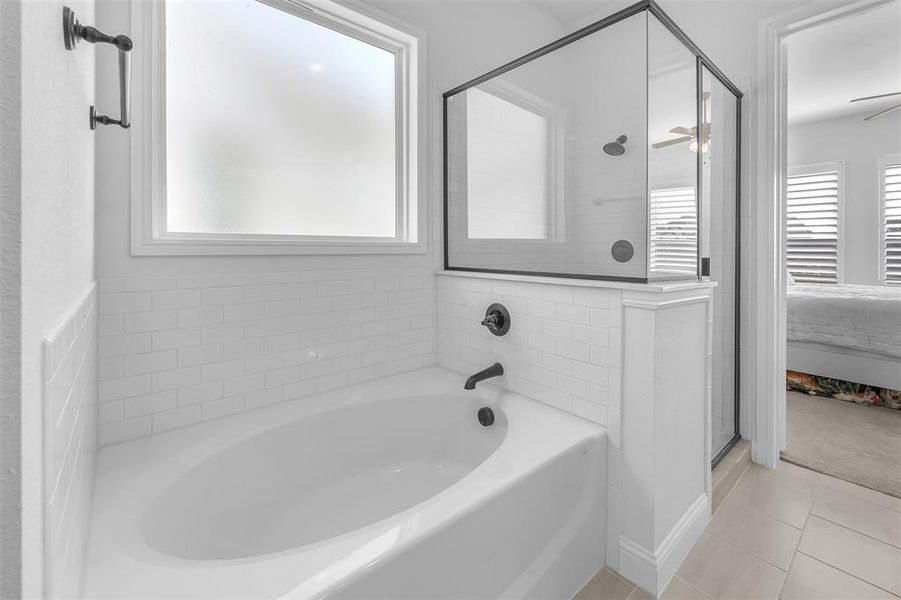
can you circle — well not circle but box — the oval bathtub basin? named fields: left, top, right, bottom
left=83, top=367, right=607, bottom=600
left=142, top=394, right=505, bottom=560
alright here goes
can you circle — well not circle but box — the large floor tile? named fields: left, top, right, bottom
left=799, top=515, right=901, bottom=595
left=678, top=533, right=786, bottom=600
left=741, top=462, right=820, bottom=495
left=575, top=567, right=636, bottom=600
left=817, top=473, right=901, bottom=514
left=708, top=497, right=801, bottom=569
left=729, top=466, right=815, bottom=529
left=781, top=553, right=897, bottom=600
left=812, top=485, right=901, bottom=549
left=660, top=577, right=715, bottom=600
left=625, top=585, right=654, bottom=600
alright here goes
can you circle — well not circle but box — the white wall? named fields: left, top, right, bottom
left=14, top=0, right=99, bottom=596
left=0, top=1, right=23, bottom=595
left=789, top=110, right=901, bottom=286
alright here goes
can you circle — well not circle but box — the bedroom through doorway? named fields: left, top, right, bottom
left=782, top=1, right=901, bottom=499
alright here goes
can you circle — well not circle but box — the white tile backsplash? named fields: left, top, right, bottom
left=437, top=273, right=622, bottom=427
left=435, top=271, right=624, bottom=571
left=43, top=284, right=98, bottom=599
left=97, top=268, right=437, bottom=444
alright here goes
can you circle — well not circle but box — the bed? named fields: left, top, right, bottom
left=786, top=283, right=901, bottom=395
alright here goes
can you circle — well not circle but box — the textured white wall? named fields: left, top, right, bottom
left=0, top=1, right=23, bottom=595
left=14, top=0, right=98, bottom=596
left=789, top=111, right=901, bottom=286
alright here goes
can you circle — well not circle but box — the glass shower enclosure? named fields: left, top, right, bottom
left=443, top=0, right=742, bottom=464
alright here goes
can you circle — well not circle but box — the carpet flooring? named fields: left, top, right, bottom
left=783, top=390, right=901, bottom=498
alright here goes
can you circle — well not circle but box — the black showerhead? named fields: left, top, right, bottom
left=603, top=135, right=627, bottom=156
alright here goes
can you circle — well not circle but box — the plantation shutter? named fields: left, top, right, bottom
left=649, top=187, right=698, bottom=274
left=786, top=169, right=839, bottom=283
left=884, top=162, right=901, bottom=285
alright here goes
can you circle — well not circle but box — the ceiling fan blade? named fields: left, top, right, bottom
left=850, top=91, right=901, bottom=103
left=669, top=126, right=695, bottom=135
left=864, top=102, right=901, bottom=121
left=652, top=136, right=693, bottom=149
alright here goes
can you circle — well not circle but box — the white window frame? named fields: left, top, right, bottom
left=880, top=153, right=901, bottom=285
left=786, top=161, right=844, bottom=284
left=130, top=0, right=425, bottom=256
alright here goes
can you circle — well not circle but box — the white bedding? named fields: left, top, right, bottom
left=787, top=284, right=901, bottom=359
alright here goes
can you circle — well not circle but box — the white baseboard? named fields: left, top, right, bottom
left=617, top=494, right=709, bottom=596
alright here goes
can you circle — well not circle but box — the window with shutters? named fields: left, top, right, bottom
left=786, top=163, right=842, bottom=283
left=882, top=156, right=901, bottom=285
left=649, top=186, right=698, bottom=275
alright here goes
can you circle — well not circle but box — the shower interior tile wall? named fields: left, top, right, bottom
left=43, top=285, right=98, bottom=599
left=97, top=268, right=436, bottom=444
left=436, top=273, right=624, bottom=567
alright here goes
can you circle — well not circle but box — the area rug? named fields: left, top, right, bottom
left=783, top=391, right=901, bottom=499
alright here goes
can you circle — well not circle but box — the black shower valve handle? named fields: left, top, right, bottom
left=480, top=304, right=511, bottom=336
left=481, top=313, right=500, bottom=331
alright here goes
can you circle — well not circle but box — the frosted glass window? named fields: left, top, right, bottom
left=465, top=88, right=548, bottom=239
left=165, top=0, right=398, bottom=238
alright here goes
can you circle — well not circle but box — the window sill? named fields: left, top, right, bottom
left=130, top=237, right=428, bottom=257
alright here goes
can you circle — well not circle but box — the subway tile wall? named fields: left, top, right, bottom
left=43, top=285, right=98, bottom=598
left=435, top=272, right=625, bottom=567
left=97, top=268, right=436, bottom=445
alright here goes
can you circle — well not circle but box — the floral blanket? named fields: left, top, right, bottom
left=787, top=370, right=901, bottom=410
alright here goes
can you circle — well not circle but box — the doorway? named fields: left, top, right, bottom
left=758, top=0, right=901, bottom=496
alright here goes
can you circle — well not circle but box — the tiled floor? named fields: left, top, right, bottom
left=575, top=460, right=901, bottom=599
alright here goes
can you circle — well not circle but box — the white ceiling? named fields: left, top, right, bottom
left=530, top=0, right=617, bottom=27
left=787, top=1, right=901, bottom=125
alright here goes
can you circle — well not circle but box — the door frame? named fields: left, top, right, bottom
left=753, top=0, right=897, bottom=467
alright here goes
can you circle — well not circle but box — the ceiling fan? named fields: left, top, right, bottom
left=850, top=91, right=901, bottom=121
left=652, top=91, right=711, bottom=151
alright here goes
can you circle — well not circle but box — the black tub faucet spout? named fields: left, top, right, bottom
left=464, top=362, right=504, bottom=390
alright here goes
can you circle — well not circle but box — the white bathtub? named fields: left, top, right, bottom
left=84, top=367, right=607, bottom=599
